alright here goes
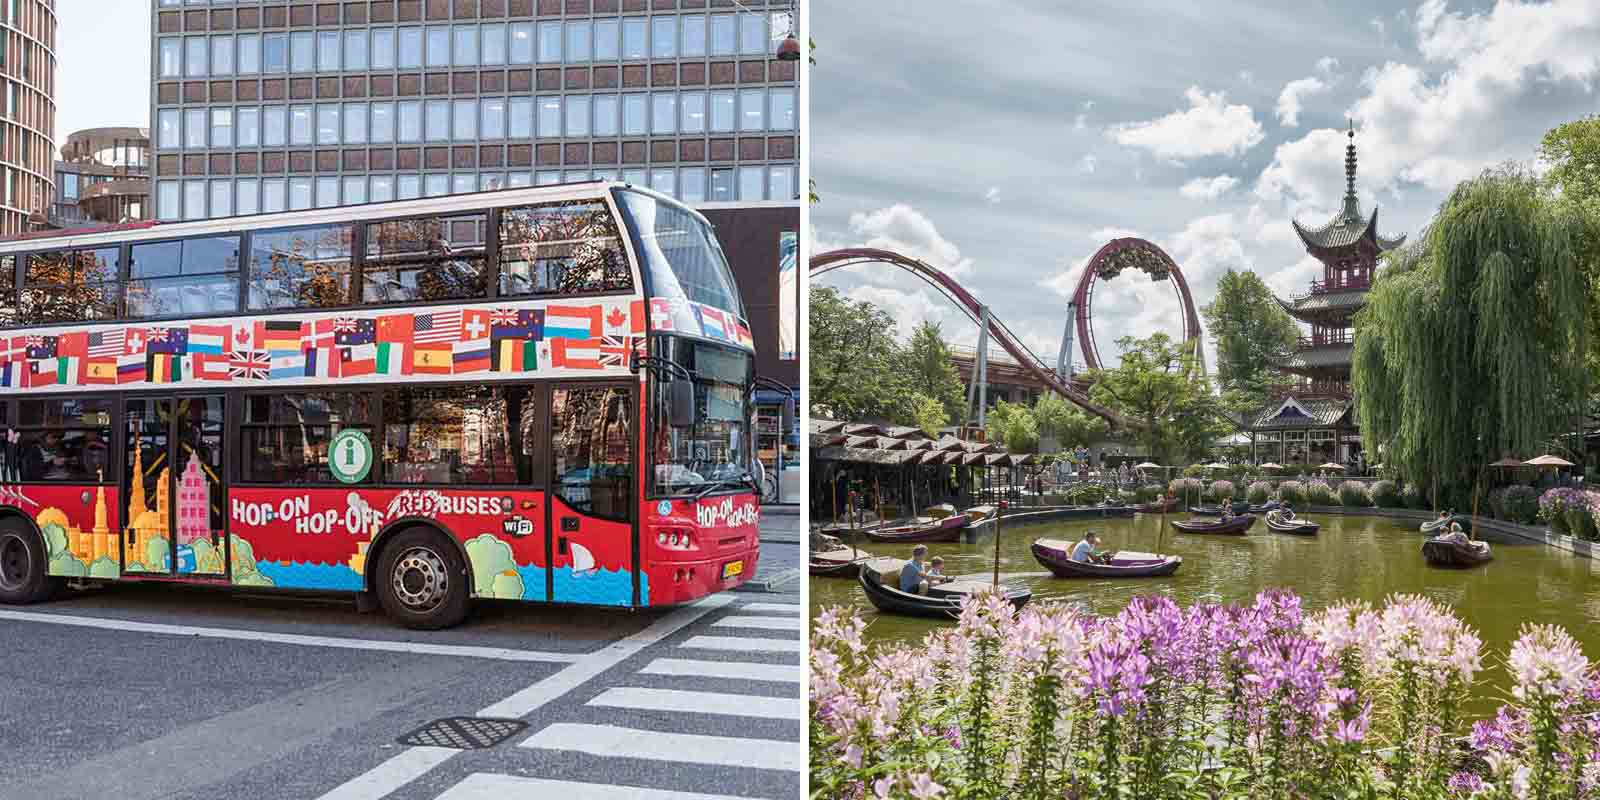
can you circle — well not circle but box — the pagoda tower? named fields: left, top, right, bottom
left=1249, top=122, right=1407, bottom=467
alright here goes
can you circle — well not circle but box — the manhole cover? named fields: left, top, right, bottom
left=397, top=717, right=529, bottom=749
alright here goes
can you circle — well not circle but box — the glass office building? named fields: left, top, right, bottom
left=150, top=0, right=799, bottom=221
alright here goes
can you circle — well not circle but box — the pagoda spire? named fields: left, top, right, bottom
left=1342, top=120, right=1360, bottom=222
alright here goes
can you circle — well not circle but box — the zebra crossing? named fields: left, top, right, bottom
left=431, top=597, right=803, bottom=800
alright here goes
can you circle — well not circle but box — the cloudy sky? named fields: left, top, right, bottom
left=810, top=0, right=1600, bottom=371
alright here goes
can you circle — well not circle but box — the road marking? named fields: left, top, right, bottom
left=710, top=615, right=801, bottom=631
left=520, top=723, right=801, bottom=771
left=315, top=747, right=458, bottom=800
left=739, top=602, right=800, bottom=614
left=0, top=609, right=580, bottom=663
left=588, top=687, right=802, bottom=720
left=638, top=657, right=801, bottom=684
left=679, top=635, right=798, bottom=654
left=313, top=594, right=734, bottom=800
left=436, top=774, right=753, bottom=800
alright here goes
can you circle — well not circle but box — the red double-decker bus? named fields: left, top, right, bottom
left=0, top=182, right=763, bottom=628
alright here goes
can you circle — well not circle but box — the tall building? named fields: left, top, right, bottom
left=50, top=127, right=152, bottom=228
left=149, top=0, right=800, bottom=221
left=1246, top=123, right=1407, bottom=467
left=1, top=0, right=56, bottom=234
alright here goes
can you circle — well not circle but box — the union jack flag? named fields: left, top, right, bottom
left=489, top=308, right=520, bottom=326
left=598, top=336, right=634, bottom=368
left=228, top=350, right=270, bottom=380
left=148, top=327, right=170, bottom=342
left=332, top=318, right=359, bottom=333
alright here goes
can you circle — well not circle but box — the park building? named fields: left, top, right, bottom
left=1245, top=123, right=1406, bottom=469
left=49, top=127, right=153, bottom=229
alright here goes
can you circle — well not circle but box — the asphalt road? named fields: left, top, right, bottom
left=0, top=514, right=802, bottom=800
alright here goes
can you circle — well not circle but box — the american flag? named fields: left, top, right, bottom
left=414, top=310, right=462, bottom=344
left=88, top=330, right=125, bottom=358
left=228, top=350, right=270, bottom=380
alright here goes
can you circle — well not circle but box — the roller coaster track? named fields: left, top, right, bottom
left=810, top=247, right=1132, bottom=429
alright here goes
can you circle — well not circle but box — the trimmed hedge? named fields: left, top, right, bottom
left=1402, top=484, right=1427, bottom=509
left=1371, top=480, right=1402, bottom=508
left=1307, top=480, right=1337, bottom=505
left=1135, top=484, right=1165, bottom=503
left=1209, top=480, right=1235, bottom=502
left=1246, top=481, right=1272, bottom=505
left=1500, top=485, right=1539, bottom=525
left=1338, top=481, right=1372, bottom=507
left=1278, top=480, right=1306, bottom=505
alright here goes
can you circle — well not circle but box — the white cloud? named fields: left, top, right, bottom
left=1076, top=154, right=1098, bottom=174
left=842, top=284, right=962, bottom=343
left=1257, top=0, right=1600, bottom=212
left=844, top=203, right=976, bottom=277
left=1275, top=75, right=1332, bottom=127
left=1107, top=87, right=1265, bottom=162
left=1179, top=174, right=1241, bottom=199
left=1073, top=113, right=1088, bottom=131
left=984, top=186, right=1001, bottom=203
left=1088, top=226, right=1141, bottom=242
left=1316, top=56, right=1340, bottom=75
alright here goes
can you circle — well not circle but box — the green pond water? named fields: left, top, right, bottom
left=810, top=512, right=1600, bottom=714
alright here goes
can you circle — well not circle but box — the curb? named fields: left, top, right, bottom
left=761, top=506, right=801, bottom=516
left=733, top=567, right=802, bottom=594
left=761, top=534, right=802, bottom=544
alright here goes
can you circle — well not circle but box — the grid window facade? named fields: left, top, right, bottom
left=150, top=2, right=798, bottom=221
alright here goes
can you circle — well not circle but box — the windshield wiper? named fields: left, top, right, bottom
left=693, top=476, right=751, bottom=502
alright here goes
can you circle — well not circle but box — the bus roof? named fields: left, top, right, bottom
left=0, top=180, right=710, bottom=253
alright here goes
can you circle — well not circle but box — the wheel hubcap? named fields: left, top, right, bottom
left=0, top=534, right=31, bottom=591
left=392, top=546, right=449, bottom=612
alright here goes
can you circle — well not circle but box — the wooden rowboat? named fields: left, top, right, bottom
left=1133, top=498, right=1181, bottom=513
left=1030, top=539, right=1181, bottom=578
left=859, top=514, right=969, bottom=543
left=1265, top=511, right=1319, bottom=535
left=809, top=546, right=872, bottom=577
left=856, top=562, right=1031, bottom=619
left=1170, top=515, right=1256, bottom=535
left=1422, top=536, right=1492, bottom=567
left=1188, top=502, right=1249, bottom=516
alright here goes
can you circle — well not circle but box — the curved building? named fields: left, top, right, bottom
left=51, top=126, right=151, bottom=227
left=0, top=0, right=56, bottom=233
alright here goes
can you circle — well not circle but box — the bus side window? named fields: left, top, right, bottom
left=0, top=255, right=15, bottom=326
left=14, top=398, right=113, bottom=483
left=21, top=248, right=120, bottom=324
left=498, top=201, right=631, bottom=297
left=550, top=387, right=632, bottom=520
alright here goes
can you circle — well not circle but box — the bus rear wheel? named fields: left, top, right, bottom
left=0, top=519, right=58, bottom=605
left=376, top=528, right=469, bottom=630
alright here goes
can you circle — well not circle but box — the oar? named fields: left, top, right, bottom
left=991, top=500, right=1005, bottom=590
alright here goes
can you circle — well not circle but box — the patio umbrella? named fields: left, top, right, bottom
left=1490, top=457, right=1525, bottom=467
left=1523, top=455, right=1575, bottom=467
left=1260, top=462, right=1284, bottom=470
left=1205, top=462, right=1229, bottom=470
left=1319, top=462, right=1345, bottom=470
left=1135, top=462, right=1162, bottom=470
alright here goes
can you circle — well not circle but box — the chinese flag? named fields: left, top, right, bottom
left=376, top=314, right=415, bottom=346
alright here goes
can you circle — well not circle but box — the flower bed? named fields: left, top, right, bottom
left=812, top=591, right=1598, bottom=799
left=1246, top=480, right=1272, bottom=505
left=1306, top=479, right=1337, bottom=505
left=1278, top=480, right=1306, bottom=505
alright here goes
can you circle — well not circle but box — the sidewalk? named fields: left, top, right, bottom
left=735, top=506, right=802, bottom=594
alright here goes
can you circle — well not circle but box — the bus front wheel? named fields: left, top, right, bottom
left=376, top=528, right=470, bottom=630
left=0, top=520, right=58, bottom=605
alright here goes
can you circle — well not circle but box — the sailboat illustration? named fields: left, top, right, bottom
left=569, top=541, right=598, bottom=577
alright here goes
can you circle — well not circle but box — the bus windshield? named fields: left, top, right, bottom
left=649, top=336, right=755, bottom=497
left=614, top=188, right=745, bottom=331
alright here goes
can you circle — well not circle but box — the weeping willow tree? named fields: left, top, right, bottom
left=1352, top=166, right=1588, bottom=509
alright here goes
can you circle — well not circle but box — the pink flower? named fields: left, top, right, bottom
left=907, top=773, right=945, bottom=799
left=1508, top=624, right=1589, bottom=702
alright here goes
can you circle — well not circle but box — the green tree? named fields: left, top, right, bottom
left=1033, top=391, right=1108, bottom=451
left=908, top=393, right=948, bottom=435
left=986, top=399, right=1039, bottom=453
left=899, top=322, right=968, bottom=427
left=1539, top=115, right=1600, bottom=390
left=1352, top=165, right=1588, bottom=507
left=808, top=286, right=907, bottom=421
left=1201, top=269, right=1298, bottom=408
left=1087, top=333, right=1229, bottom=464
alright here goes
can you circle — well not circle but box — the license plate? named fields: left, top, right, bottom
left=721, top=560, right=744, bottom=580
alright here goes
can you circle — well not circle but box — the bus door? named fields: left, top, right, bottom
left=548, top=385, right=637, bottom=607
left=120, top=395, right=228, bottom=578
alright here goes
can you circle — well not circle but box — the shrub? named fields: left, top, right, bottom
left=1246, top=480, right=1272, bottom=504
left=1183, top=463, right=1206, bottom=477
left=1209, top=479, right=1235, bottom=502
left=1168, top=477, right=1202, bottom=498
left=812, top=591, right=1600, bottom=800
left=1500, top=485, right=1540, bottom=525
left=1487, top=487, right=1509, bottom=520
left=1307, top=479, right=1337, bottom=505
left=1539, top=488, right=1588, bottom=534
left=1401, top=483, right=1427, bottom=509
left=1135, top=483, right=1164, bottom=503
left=1338, top=480, right=1372, bottom=507
left=1371, top=480, right=1401, bottom=508
left=1065, top=483, right=1108, bottom=506
left=1278, top=480, right=1306, bottom=505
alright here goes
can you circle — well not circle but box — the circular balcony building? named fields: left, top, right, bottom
left=51, top=126, right=151, bottom=228
left=0, top=0, right=57, bottom=234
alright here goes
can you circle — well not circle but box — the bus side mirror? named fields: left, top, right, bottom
left=670, top=380, right=695, bottom=428
left=781, top=401, right=795, bottom=434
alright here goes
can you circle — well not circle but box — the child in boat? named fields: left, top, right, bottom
left=899, top=545, right=952, bottom=594
left=1072, top=532, right=1110, bottom=564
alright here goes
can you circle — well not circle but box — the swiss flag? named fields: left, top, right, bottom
left=460, top=309, right=490, bottom=342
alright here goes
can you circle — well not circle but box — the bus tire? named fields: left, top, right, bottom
left=375, top=527, right=470, bottom=630
left=0, top=519, right=58, bottom=605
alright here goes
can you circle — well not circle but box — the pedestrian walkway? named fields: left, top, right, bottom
left=429, top=598, right=802, bottom=800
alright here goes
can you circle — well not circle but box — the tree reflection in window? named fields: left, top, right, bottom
left=498, top=201, right=632, bottom=297
left=21, top=247, right=120, bottom=323
left=247, top=223, right=356, bottom=310
left=382, top=385, right=537, bottom=485
left=240, top=393, right=373, bottom=484
left=0, top=256, right=16, bottom=327
left=364, top=213, right=488, bottom=303
left=551, top=387, right=632, bottom=520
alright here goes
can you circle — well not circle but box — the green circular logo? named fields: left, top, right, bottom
left=329, top=429, right=373, bottom=484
